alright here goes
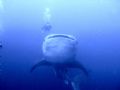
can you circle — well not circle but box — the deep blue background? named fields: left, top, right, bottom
left=0, top=0, right=120, bottom=90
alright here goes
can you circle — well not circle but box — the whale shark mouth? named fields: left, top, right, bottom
left=45, top=34, right=76, bottom=41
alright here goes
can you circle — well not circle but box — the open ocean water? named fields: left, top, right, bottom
left=0, top=0, right=120, bottom=90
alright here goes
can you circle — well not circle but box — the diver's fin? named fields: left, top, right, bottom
left=31, top=59, right=51, bottom=72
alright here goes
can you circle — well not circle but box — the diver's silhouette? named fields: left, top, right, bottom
left=41, top=22, right=52, bottom=33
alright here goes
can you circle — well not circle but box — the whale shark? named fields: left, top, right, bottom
left=31, top=34, right=88, bottom=90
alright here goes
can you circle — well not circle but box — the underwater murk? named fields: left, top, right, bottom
left=0, top=0, right=120, bottom=90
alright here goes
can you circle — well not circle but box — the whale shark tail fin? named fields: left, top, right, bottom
left=31, top=59, right=51, bottom=72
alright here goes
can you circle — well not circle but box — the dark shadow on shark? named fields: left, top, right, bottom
left=31, top=34, right=88, bottom=90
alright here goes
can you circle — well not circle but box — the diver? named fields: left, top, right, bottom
left=41, top=22, right=52, bottom=32
left=41, top=7, right=52, bottom=33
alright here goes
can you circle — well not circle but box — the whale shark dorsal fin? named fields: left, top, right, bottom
left=31, top=58, right=52, bottom=72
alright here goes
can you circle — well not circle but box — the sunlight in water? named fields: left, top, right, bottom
left=43, top=7, right=51, bottom=22
left=0, top=0, right=4, bottom=11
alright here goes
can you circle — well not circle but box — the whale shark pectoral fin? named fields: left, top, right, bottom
left=31, top=59, right=51, bottom=72
left=75, top=62, right=89, bottom=76
left=67, top=61, right=89, bottom=76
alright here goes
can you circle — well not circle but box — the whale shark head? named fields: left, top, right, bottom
left=31, top=34, right=88, bottom=90
left=42, top=34, right=77, bottom=64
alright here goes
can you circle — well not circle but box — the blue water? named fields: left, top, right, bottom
left=0, top=0, right=120, bottom=90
